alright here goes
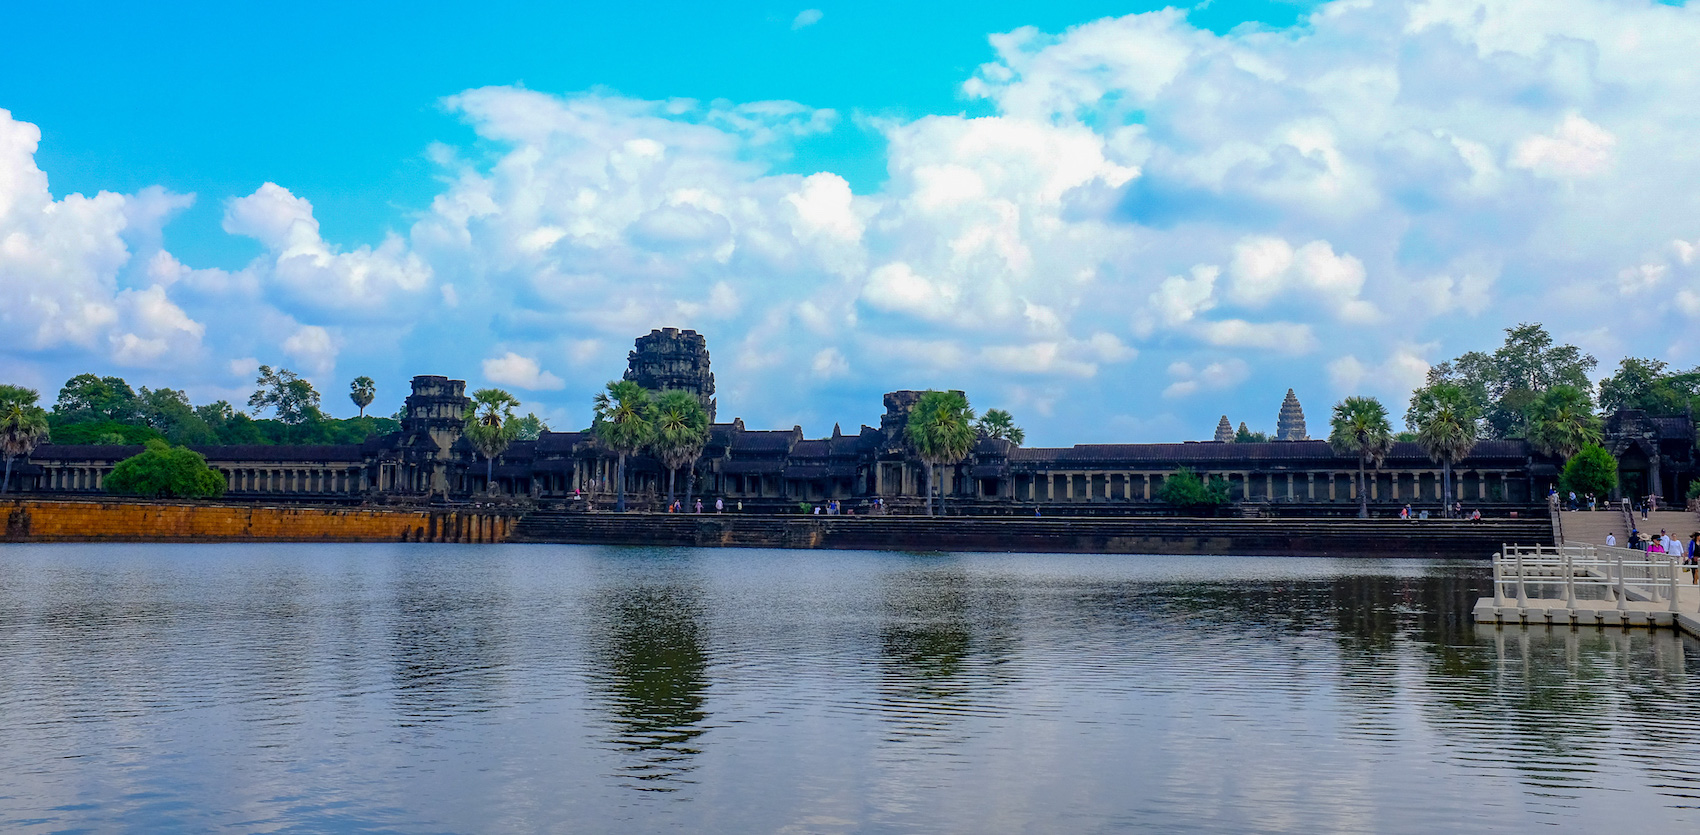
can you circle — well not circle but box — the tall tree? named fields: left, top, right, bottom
left=104, top=440, right=226, bottom=499
left=1408, top=383, right=1478, bottom=517
left=1526, top=384, right=1601, bottom=461
left=511, top=412, right=549, bottom=441
left=592, top=380, right=655, bottom=512
left=463, top=388, right=521, bottom=493
left=248, top=366, right=322, bottom=424
left=975, top=409, right=1025, bottom=445
left=54, top=374, right=138, bottom=423
left=349, top=376, right=376, bottom=418
left=1, top=400, right=50, bottom=493
left=1329, top=396, right=1394, bottom=519
left=650, top=390, right=711, bottom=506
left=906, top=390, right=977, bottom=517
left=1423, top=323, right=1597, bottom=439
left=1596, top=357, right=1700, bottom=415
left=0, top=384, right=39, bottom=410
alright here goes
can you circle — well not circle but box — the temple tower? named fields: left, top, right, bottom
left=1213, top=415, right=1234, bottom=442
left=402, top=376, right=469, bottom=452
left=1276, top=389, right=1308, bottom=440
left=625, top=328, right=716, bottom=421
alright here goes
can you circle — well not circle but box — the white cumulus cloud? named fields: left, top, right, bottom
left=482, top=351, right=565, bottom=390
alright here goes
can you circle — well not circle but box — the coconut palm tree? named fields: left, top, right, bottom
left=349, top=376, right=376, bottom=418
left=976, top=408, right=1025, bottom=445
left=650, top=390, right=710, bottom=506
left=463, top=388, right=521, bottom=493
left=1409, top=383, right=1478, bottom=517
left=593, top=380, right=655, bottom=512
left=906, top=390, right=977, bottom=516
left=1, top=401, right=51, bottom=493
left=1329, top=396, right=1393, bottom=519
left=1526, top=384, right=1601, bottom=461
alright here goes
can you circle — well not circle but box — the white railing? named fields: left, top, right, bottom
left=1493, top=543, right=1692, bottom=613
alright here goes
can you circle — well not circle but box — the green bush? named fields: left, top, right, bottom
left=1157, top=467, right=1232, bottom=508
left=104, top=440, right=226, bottom=499
left=1560, top=443, right=1618, bottom=498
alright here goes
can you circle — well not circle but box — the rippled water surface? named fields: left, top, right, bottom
left=2, top=544, right=1697, bottom=833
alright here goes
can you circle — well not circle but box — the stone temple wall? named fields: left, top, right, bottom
left=2, top=498, right=516, bottom=543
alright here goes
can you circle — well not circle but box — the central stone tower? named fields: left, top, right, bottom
left=1276, top=389, right=1308, bottom=440
left=625, top=327, right=716, bottom=422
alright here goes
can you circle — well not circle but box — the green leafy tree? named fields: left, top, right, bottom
left=906, top=390, right=977, bottom=517
left=1155, top=467, right=1231, bottom=511
left=463, top=388, right=521, bottom=493
left=511, top=412, right=549, bottom=441
left=54, top=374, right=138, bottom=423
left=248, top=366, right=323, bottom=424
left=1526, top=384, right=1601, bottom=461
left=1409, top=383, right=1479, bottom=517
left=104, top=440, right=226, bottom=499
left=975, top=409, right=1025, bottom=445
left=1234, top=422, right=1270, bottom=443
left=1596, top=357, right=1700, bottom=416
left=2, top=400, right=51, bottom=493
left=592, top=380, right=655, bottom=512
left=349, top=376, right=376, bottom=418
left=1560, top=443, right=1618, bottom=499
left=650, top=390, right=711, bottom=506
left=49, top=421, right=164, bottom=445
left=1423, top=323, right=1597, bottom=438
left=1329, top=396, right=1394, bottom=519
left=135, top=386, right=217, bottom=444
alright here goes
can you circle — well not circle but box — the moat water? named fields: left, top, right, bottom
left=1, top=544, right=1697, bottom=833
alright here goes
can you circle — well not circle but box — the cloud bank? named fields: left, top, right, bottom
left=7, top=0, right=1700, bottom=442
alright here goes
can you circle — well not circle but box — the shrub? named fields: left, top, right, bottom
left=1157, top=467, right=1232, bottom=508
left=1560, top=443, right=1617, bottom=498
left=105, top=440, right=226, bottom=499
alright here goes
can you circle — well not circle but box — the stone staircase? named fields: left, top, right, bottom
left=1561, top=507, right=1699, bottom=545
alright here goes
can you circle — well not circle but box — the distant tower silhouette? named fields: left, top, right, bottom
left=1214, top=415, right=1234, bottom=442
left=1276, top=389, right=1308, bottom=440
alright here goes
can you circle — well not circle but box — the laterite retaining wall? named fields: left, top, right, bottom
left=2, top=498, right=516, bottom=544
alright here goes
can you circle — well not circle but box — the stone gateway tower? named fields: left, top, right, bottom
left=1276, top=389, right=1308, bottom=440
left=625, top=327, right=717, bottom=422
left=1213, top=415, right=1234, bottom=442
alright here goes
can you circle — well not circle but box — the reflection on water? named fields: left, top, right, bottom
left=591, top=574, right=709, bottom=790
left=0, top=545, right=1697, bottom=833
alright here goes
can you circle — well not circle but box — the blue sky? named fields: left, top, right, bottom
left=4, top=1, right=1699, bottom=444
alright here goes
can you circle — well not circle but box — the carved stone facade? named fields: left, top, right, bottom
left=1276, top=389, right=1308, bottom=440
left=624, top=327, right=716, bottom=421
left=27, top=329, right=1680, bottom=514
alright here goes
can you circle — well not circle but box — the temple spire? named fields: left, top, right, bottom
left=1213, top=415, right=1234, bottom=442
left=1276, top=389, right=1308, bottom=440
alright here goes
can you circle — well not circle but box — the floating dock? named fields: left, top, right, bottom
left=1474, top=543, right=1700, bottom=638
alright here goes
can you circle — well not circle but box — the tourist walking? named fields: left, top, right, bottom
left=1606, top=532, right=1617, bottom=548
left=715, top=497, right=724, bottom=513
left=1688, top=532, right=1699, bottom=583
left=695, top=499, right=703, bottom=513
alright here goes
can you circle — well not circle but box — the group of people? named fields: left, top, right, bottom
left=1398, top=503, right=1482, bottom=520
left=1607, top=528, right=1700, bottom=582
left=1559, top=490, right=1598, bottom=511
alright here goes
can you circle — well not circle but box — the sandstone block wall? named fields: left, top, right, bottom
left=2, top=499, right=516, bottom=544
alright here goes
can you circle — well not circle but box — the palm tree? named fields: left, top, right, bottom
left=1409, top=383, right=1478, bottom=517
left=349, top=376, right=376, bottom=418
left=593, top=380, right=655, bottom=512
left=906, top=390, right=977, bottom=516
left=1526, top=384, right=1601, bottom=461
left=1329, top=396, right=1393, bottom=519
left=463, top=388, right=521, bottom=493
left=650, top=390, right=710, bottom=506
left=976, top=408, right=1025, bottom=445
left=1, top=401, right=51, bottom=494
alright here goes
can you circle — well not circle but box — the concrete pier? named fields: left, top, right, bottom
left=1473, top=543, right=1700, bottom=639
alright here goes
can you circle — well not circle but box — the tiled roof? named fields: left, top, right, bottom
left=30, top=444, right=145, bottom=461
left=730, top=431, right=796, bottom=452
left=1007, top=439, right=1531, bottom=467
left=192, top=444, right=367, bottom=462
